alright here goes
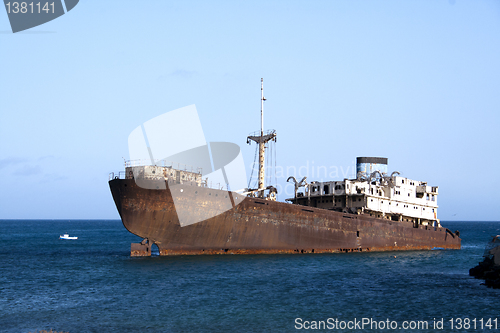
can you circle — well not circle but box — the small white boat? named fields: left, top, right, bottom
left=59, top=234, right=78, bottom=240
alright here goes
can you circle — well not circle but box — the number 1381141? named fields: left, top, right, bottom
left=5, top=2, right=55, bottom=14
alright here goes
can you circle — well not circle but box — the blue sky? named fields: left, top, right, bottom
left=1, top=0, right=499, bottom=220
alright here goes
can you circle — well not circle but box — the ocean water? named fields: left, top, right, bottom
left=1, top=220, right=499, bottom=333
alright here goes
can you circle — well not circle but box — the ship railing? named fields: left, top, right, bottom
left=202, top=181, right=249, bottom=193
left=109, top=171, right=235, bottom=191
left=125, top=159, right=202, bottom=174
left=109, top=171, right=126, bottom=180
left=247, top=129, right=276, bottom=138
left=202, top=180, right=229, bottom=191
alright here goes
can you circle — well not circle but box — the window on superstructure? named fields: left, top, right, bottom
left=324, top=185, right=329, bottom=195
left=432, top=195, right=435, bottom=201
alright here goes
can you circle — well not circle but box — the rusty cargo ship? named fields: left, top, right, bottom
left=109, top=80, right=461, bottom=256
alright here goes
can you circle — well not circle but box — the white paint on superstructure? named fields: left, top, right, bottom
left=290, top=167, right=440, bottom=226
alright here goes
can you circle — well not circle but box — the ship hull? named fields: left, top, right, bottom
left=109, top=179, right=461, bottom=255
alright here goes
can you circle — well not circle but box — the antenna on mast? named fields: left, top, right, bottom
left=261, top=78, right=266, bottom=135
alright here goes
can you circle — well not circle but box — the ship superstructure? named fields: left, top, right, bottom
left=288, top=157, right=441, bottom=228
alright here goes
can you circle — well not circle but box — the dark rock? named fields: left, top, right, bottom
left=470, top=236, right=500, bottom=289
left=485, top=279, right=500, bottom=288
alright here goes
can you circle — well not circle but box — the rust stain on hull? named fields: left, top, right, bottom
left=109, top=179, right=461, bottom=257
left=157, top=244, right=460, bottom=256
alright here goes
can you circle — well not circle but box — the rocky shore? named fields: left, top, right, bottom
left=469, top=236, right=500, bottom=289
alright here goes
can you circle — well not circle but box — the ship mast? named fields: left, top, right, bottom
left=258, top=78, right=266, bottom=191
left=247, top=78, right=277, bottom=199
